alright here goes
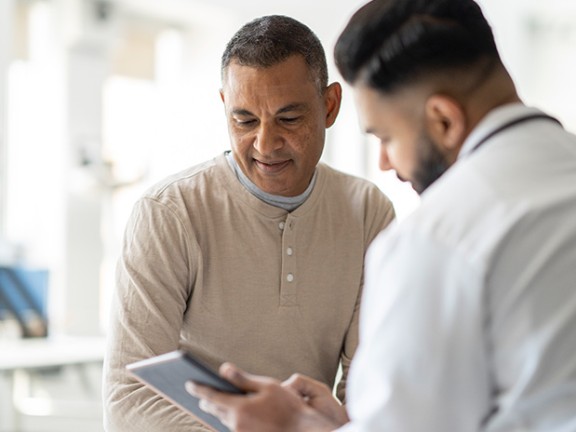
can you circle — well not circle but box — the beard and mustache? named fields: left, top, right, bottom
left=402, top=129, right=451, bottom=195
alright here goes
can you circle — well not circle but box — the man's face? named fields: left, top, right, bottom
left=221, top=55, right=339, bottom=197
left=353, top=84, right=451, bottom=194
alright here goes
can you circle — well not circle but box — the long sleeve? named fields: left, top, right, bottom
left=335, top=286, right=361, bottom=404
left=336, top=189, right=395, bottom=403
left=103, top=198, right=209, bottom=431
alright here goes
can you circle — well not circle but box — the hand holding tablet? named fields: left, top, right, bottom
left=127, top=350, right=244, bottom=432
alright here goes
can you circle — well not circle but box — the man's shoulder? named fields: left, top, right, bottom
left=143, top=154, right=227, bottom=200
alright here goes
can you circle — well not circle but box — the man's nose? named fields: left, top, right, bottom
left=253, top=123, right=283, bottom=155
left=379, top=145, right=393, bottom=171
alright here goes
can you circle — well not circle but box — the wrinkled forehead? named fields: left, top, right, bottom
left=223, top=58, right=318, bottom=93
left=222, top=55, right=323, bottom=94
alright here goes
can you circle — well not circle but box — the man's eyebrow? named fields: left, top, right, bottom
left=276, top=103, right=307, bottom=114
left=231, top=109, right=254, bottom=117
left=231, top=103, right=308, bottom=117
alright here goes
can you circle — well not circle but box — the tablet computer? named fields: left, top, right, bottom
left=127, top=350, right=244, bottom=432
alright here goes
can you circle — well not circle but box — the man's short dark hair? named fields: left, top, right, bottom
left=221, top=15, right=328, bottom=92
left=334, top=0, right=502, bottom=94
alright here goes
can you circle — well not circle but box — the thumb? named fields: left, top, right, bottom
left=283, top=373, right=331, bottom=400
left=220, top=362, right=271, bottom=393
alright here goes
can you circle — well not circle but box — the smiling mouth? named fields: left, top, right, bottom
left=254, top=159, right=291, bottom=173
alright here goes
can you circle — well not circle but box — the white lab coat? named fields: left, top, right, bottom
left=339, top=104, right=576, bottom=432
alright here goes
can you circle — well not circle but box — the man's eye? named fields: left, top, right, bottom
left=281, top=117, right=300, bottom=124
left=235, top=119, right=256, bottom=126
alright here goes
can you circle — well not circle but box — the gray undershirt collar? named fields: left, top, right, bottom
left=226, top=152, right=316, bottom=212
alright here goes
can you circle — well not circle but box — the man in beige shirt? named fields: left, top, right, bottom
left=103, top=15, right=394, bottom=431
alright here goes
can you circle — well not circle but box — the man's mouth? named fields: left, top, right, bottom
left=254, top=159, right=291, bottom=173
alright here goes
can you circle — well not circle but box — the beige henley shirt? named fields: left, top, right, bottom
left=103, top=153, right=395, bottom=431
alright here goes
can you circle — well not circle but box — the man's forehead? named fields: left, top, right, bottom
left=222, top=56, right=318, bottom=88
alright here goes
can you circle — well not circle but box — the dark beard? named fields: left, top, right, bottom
left=411, top=131, right=451, bottom=195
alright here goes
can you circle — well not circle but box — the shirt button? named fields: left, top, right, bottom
left=286, top=273, right=294, bottom=282
left=286, top=247, right=293, bottom=256
left=279, top=222, right=285, bottom=230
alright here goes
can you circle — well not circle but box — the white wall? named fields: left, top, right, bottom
left=0, top=0, right=14, bottom=243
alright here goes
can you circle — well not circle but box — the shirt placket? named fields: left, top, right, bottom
left=279, top=216, right=297, bottom=307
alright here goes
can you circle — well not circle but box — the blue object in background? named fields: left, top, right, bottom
left=0, top=266, right=49, bottom=338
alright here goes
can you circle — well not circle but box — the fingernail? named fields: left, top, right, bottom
left=221, top=363, right=234, bottom=378
left=186, top=382, right=198, bottom=395
left=199, top=399, right=209, bottom=412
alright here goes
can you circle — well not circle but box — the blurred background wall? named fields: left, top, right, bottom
left=0, top=0, right=575, bottom=430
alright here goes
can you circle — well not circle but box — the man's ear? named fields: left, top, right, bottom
left=219, top=89, right=225, bottom=104
left=324, top=82, right=342, bottom=128
left=424, top=94, right=467, bottom=157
